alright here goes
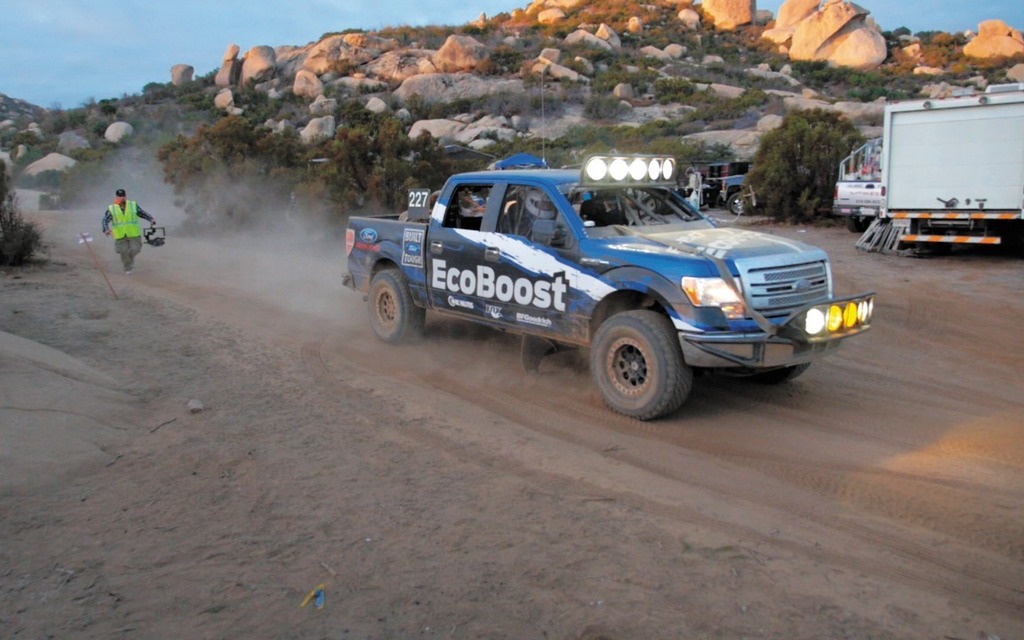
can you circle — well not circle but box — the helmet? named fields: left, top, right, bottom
left=524, top=188, right=555, bottom=219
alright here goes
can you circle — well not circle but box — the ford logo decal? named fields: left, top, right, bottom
left=405, top=242, right=421, bottom=255
left=359, top=228, right=379, bottom=243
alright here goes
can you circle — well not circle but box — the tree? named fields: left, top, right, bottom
left=0, top=161, right=43, bottom=266
left=745, top=109, right=864, bottom=223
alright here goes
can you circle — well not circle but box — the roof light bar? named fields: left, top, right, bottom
left=581, top=155, right=678, bottom=187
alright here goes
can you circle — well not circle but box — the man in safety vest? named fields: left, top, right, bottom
left=101, top=188, right=156, bottom=275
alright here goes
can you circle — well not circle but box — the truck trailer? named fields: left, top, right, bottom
left=857, top=83, right=1024, bottom=253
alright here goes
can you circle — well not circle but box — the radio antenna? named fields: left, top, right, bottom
left=540, top=65, right=547, bottom=166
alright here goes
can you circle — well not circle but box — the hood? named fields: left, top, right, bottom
left=609, top=226, right=825, bottom=263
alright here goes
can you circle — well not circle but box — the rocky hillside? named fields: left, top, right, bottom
left=3, top=0, right=1023, bottom=202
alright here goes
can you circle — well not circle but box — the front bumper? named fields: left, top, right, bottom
left=679, top=292, right=874, bottom=370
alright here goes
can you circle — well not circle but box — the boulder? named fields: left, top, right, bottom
left=776, top=0, right=820, bottom=30
left=170, top=64, right=194, bottom=86
left=1008, top=63, right=1024, bottom=83
left=309, top=95, right=338, bottom=116
left=23, top=153, right=77, bottom=177
left=596, top=24, right=621, bottom=49
left=215, top=44, right=241, bottom=88
left=240, top=46, right=277, bottom=86
left=433, top=35, right=490, bottom=72
left=678, top=9, right=701, bottom=30
left=57, top=131, right=90, bottom=154
left=300, top=116, right=336, bottom=144
left=756, top=114, right=784, bottom=132
left=746, top=65, right=802, bottom=86
left=763, top=0, right=820, bottom=44
left=299, top=35, right=386, bottom=75
left=702, top=0, right=755, bottom=31
left=613, top=83, right=635, bottom=99
left=539, top=48, right=562, bottom=64
left=828, top=27, right=888, bottom=70
left=104, top=122, right=134, bottom=143
left=963, top=20, right=1024, bottom=59
left=564, top=30, right=613, bottom=51
left=331, top=76, right=389, bottom=94
left=365, top=97, right=390, bottom=114
left=538, top=8, right=565, bottom=25
left=533, top=61, right=587, bottom=83
left=293, top=70, right=324, bottom=99
left=832, top=98, right=886, bottom=124
left=627, top=17, right=644, bottom=34
left=665, top=44, right=687, bottom=59
left=393, top=73, right=525, bottom=106
left=640, top=46, right=672, bottom=62
left=265, top=119, right=295, bottom=134
left=408, top=118, right=466, bottom=143
left=363, top=50, right=438, bottom=83
left=789, top=1, right=886, bottom=70
left=214, top=89, right=234, bottom=110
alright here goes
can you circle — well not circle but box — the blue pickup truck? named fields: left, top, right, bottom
left=344, top=155, right=874, bottom=420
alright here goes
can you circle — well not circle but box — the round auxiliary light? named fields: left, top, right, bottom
left=827, top=305, right=844, bottom=332
left=648, top=159, right=662, bottom=180
left=630, top=158, right=648, bottom=181
left=805, top=308, right=826, bottom=336
left=585, top=157, right=608, bottom=181
left=859, top=298, right=874, bottom=323
left=662, top=158, right=676, bottom=180
left=843, top=302, right=858, bottom=329
left=609, top=157, right=629, bottom=181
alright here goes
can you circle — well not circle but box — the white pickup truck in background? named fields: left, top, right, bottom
left=833, top=138, right=883, bottom=233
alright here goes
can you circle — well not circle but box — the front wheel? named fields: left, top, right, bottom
left=727, top=192, right=745, bottom=216
left=368, top=269, right=425, bottom=343
left=590, top=310, right=692, bottom=420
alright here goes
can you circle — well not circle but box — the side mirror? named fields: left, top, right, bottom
left=531, top=219, right=566, bottom=247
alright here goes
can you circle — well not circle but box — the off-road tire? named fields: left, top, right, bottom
left=368, top=269, right=425, bottom=344
left=746, top=363, right=811, bottom=384
left=845, top=216, right=870, bottom=233
left=590, top=310, right=692, bottom=420
left=727, top=192, right=744, bottom=216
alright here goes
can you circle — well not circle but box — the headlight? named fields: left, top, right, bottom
left=805, top=308, right=826, bottom=335
left=681, top=277, right=745, bottom=319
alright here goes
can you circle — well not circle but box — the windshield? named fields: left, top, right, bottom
left=571, top=186, right=715, bottom=237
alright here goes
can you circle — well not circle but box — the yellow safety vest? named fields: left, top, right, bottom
left=109, top=201, right=141, bottom=240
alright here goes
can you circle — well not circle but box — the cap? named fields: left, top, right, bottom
left=115, top=189, right=126, bottom=197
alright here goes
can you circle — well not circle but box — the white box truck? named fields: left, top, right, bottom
left=857, top=83, right=1024, bottom=253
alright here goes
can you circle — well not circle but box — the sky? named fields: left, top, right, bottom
left=2, top=0, right=1022, bottom=109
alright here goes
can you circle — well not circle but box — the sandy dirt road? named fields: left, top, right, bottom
left=2, top=203, right=1023, bottom=639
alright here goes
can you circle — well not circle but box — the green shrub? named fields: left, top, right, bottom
left=0, top=162, right=43, bottom=266
left=746, top=109, right=864, bottom=223
left=654, top=77, right=697, bottom=103
left=583, top=94, right=627, bottom=119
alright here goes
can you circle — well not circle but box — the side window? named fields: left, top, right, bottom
left=442, top=185, right=491, bottom=231
left=498, top=185, right=558, bottom=240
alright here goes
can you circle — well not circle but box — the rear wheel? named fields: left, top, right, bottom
left=845, top=216, right=870, bottom=233
left=368, top=269, right=425, bottom=343
left=590, top=310, right=692, bottom=420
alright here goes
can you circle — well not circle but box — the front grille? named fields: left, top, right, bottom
left=742, top=260, right=830, bottom=318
